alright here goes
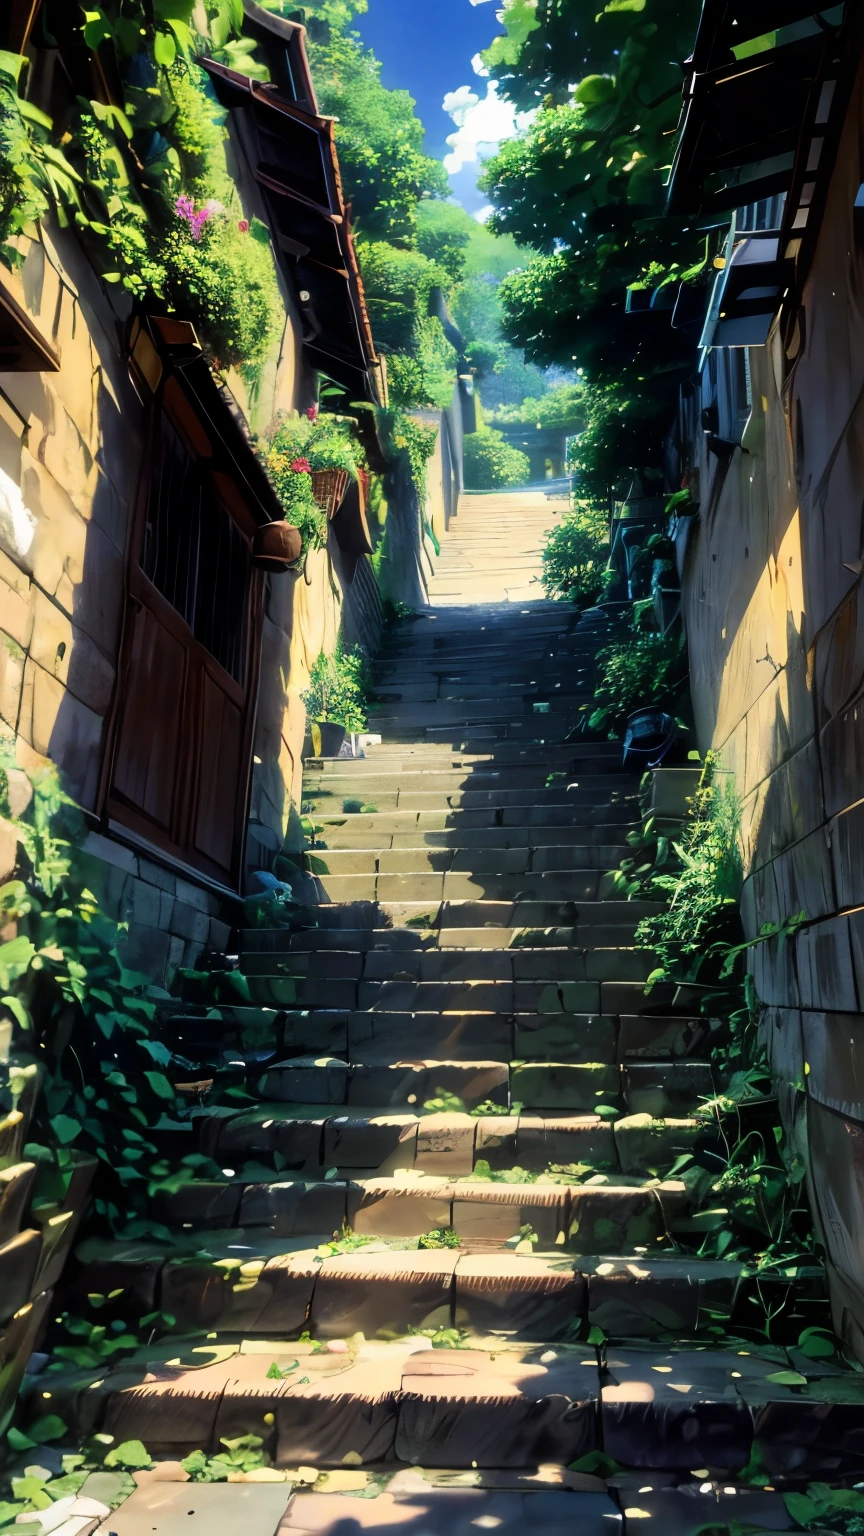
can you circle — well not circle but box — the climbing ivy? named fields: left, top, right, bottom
left=0, top=753, right=226, bottom=1242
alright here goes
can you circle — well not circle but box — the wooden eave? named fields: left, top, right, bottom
left=666, top=32, right=830, bottom=215
left=198, top=57, right=380, bottom=403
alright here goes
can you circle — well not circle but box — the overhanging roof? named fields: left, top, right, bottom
left=666, top=5, right=846, bottom=216
left=199, top=57, right=380, bottom=402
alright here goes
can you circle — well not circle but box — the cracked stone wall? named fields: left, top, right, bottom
left=679, top=60, right=864, bottom=1359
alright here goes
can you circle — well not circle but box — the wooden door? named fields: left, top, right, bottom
left=104, top=409, right=261, bottom=885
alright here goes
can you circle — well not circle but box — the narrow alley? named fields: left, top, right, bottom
left=49, top=491, right=864, bottom=1516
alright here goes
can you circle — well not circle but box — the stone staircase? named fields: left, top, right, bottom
left=44, top=494, right=864, bottom=1523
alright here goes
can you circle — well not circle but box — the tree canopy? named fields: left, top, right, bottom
left=479, top=0, right=704, bottom=381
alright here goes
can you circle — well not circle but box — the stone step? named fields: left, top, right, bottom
left=241, top=972, right=663, bottom=1012
left=62, top=1283, right=864, bottom=1474
left=240, top=946, right=655, bottom=984
left=71, top=1236, right=748, bottom=1344
left=165, top=997, right=713, bottom=1083
left=306, top=870, right=626, bottom=906
left=311, top=809, right=639, bottom=834
left=311, top=826, right=632, bottom=851
left=149, top=1169, right=691, bottom=1250
left=294, top=900, right=663, bottom=931
left=306, top=845, right=625, bottom=873
left=247, top=924, right=655, bottom=952
left=255, top=1049, right=714, bottom=1114
left=303, top=785, right=639, bottom=813
left=198, top=1101, right=706, bottom=1177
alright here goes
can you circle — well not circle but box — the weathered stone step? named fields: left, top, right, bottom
left=149, top=1169, right=690, bottom=1249
left=199, top=1100, right=705, bottom=1177
left=52, top=1308, right=864, bottom=1471
left=256, top=1048, right=713, bottom=1115
left=243, top=971, right=663, bottom=1013
left=249, top=923, right=654, bottom=952
left=71, top=1236, right=745, bottom=1344
left=311, top=826, right=631, bottom=852
left=312, top=808, right=639, bottom=834
left=241, top=946, right=654, bottom=984
left=297, top=899, right=664, bottom=931
left=306, top=870, right=626, bottom=906
left=304, top=784, right=638, bottom=813
left=306, top=846, right=625, bottom=875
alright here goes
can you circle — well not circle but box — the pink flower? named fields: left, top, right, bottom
left=238, top=218, right=249, bottom=233
left=291, top=457, right=312, bottom=474
left=306, top=404, right=319, bottom=421
left=175, top=194, right=211, bottom=242
left=190, top=207, right=210, bottom=242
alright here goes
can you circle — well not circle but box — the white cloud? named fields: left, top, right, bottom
left=473, top=204, right=494, bottom=224
left=442, top=79, right=534, bottom=176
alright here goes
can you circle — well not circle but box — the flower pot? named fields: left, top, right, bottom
left=303, top=721, right=347, bottom=759
left=311, top=468, right=349, bottom=519
left=622, top=708, right=678, bottom=770
left=253, top=521, right=303, bottom=571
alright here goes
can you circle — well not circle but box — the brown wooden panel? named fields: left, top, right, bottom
left=193, top=668, right=243, bottom=875
left=111, top=602, right=187, bottom=834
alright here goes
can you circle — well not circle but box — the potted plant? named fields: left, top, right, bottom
left=301, top=639, right=370, bottom=758
left=264, top=405, right=362, bottom=525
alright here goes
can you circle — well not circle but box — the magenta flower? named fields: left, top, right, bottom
left=175, top=194, right=211, bottom=242
left=238, top=218, right=249, bottom=233
left=306, top=404, right=319, bottom=421
left=291, top=457, right=312, bottom=474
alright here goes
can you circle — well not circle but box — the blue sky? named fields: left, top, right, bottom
left=355, top=0, right=531, bottom=216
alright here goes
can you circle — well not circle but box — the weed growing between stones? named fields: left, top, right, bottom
left=609, top=755, right=825, bottom=1334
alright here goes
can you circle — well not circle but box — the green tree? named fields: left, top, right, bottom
left=463, top=428, right=530, bottom=490
left=308, top=30, right=447, bottom=245
left=479, top=0, right=704, bottom=379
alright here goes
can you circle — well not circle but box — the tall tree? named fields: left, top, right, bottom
left=479, top=0, right=704, bottom=381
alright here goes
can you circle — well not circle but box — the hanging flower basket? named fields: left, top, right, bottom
left=252, top=520, right=303, bottom=572
left=311, top=468, right=349, bottom=519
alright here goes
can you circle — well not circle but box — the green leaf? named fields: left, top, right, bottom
left=50, top=1114, right=82, bottom=1145
left=103, top=1440, right=153, bottom=1471
left=22, top=1414, right=68, bottom=1444
left=765, top=1370, right=808, bottom=1387
left=783, top=1493, right=819, bottom=1525
left=0, top=934, right=36, bottom=987
left=574, top=74, right=616, bottom=106
left=6, top=1428, right=36, bottom=1451
left=796, top=1327, right=836, bottom=1359
left=0, top=50, right=26, bottom=85
left=143, top=1071, right=176, bottom=1101
left=153, top=29, right=176, bottom=66
left=250, top=216, right=271, bottom=245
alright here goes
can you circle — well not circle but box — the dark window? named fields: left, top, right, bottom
left=141, top=417, right=251, bottom=684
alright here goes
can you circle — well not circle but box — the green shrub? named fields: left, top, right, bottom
left=302, top=639, right=371, bottom=731
left=635, top=763, right=743, bottom=971
left=387, top=316, right=457, bottom=411
left=589, top=624, right=686, bottom=737
left=161, top=215, right=282, bottom=371
left=541, top=502, right=608, bottom=604
left=490, top=382, right=585, bottom=431
left=463, top=428, right=530, bottom=490
left=356, top=241, right=450, bottom=352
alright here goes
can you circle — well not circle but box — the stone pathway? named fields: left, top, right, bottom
left=50, top=493, right=864, bottom=1535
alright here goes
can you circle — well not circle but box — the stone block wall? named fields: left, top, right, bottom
left=679, top=59, right=864, bottom=1357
